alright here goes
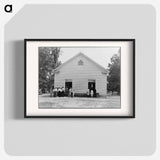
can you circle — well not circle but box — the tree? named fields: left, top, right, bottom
left=107, top=53, right=120, bottom=94
left=39, top=47, right=61, bottom=92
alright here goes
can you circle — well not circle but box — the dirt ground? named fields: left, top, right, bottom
left=38, top=94, right=120, bottom=109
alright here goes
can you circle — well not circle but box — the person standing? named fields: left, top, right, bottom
left=57, top=87, right=60, bottom=97
left=62, top=87, right=65, bottom=97
left=50, top=87, right=53, bottom=97
left=69, top=88, right=72, bottom=97
left=54, top=88, right=58, bottom=97
left=87, top=88, right=90, bottom=97
left=58, top=87, right=62, bottom=97
left=72, top=88, right=74, bottom=97
left=53, top=88, right=56, bottom=97
left=91, top=89, right=94, bottom=97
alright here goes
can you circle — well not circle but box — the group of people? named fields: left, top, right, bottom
left=50, top=87, right=97, bottom=97
left=50, top=87, right=65, bottom=97
left=50, top=87, right=74, bottom=97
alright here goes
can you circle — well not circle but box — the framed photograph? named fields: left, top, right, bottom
left=25, top=39, right=135, bottom=118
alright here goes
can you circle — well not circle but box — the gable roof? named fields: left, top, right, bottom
left=54, top=52, right=107, bottom=73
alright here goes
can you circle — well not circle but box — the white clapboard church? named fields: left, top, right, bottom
left=54, top=52, right=107, bottom=96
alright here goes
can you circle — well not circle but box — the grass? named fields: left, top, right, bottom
left=38, top=94, right=120, bottom=109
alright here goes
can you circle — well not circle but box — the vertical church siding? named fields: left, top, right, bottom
left=54, top=54, right=107, bottom=96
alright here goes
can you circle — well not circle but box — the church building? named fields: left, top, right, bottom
left=54, top=53, right=107, bottom=96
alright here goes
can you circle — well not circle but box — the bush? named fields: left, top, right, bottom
left=74, top=93, right=89, bottom=97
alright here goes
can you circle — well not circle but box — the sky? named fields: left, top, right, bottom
left=58, top=47, right=120, bottom=68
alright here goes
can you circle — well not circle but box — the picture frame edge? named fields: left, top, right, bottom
left=24, top=38, right=135, bottom=118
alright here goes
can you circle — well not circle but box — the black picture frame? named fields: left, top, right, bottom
left=24, top=39, right=135, bottom=118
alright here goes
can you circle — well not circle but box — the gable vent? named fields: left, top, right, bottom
left=78, top=60, right=84, bottom=65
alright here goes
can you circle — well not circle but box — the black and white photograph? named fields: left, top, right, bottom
left=38, top=47, right=121, bottom=109
left=25, top=39, right=135, bottom=117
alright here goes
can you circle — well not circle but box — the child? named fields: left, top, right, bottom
left=91, top=90, right=94, bottom=97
